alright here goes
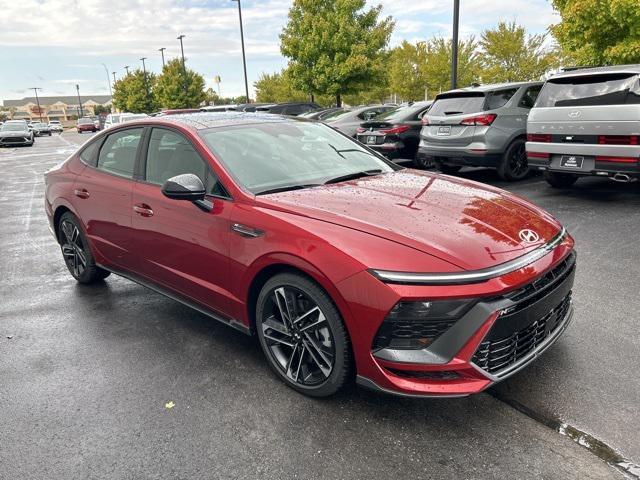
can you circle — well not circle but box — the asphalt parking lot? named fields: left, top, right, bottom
left=1, top=132, right=638, bottom=479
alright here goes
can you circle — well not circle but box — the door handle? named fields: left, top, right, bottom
left=231, top=223, right=264, bottom=238
left=133, top=203, right=154, bottom=217
left=74, top=188, right=90, bottom=199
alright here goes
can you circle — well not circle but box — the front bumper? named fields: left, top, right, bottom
left=0, top=136, right=32, bottom=146
left=338, top=233, right=576, bottom=397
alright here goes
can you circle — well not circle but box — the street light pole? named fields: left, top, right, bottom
left=124, top=65, right=130, bottom=75
left=177, top=34, right=188, bottom=95
left=30, top=87, right=43, bottom=123
left=232, top=0, right=250, bottom=103
left=159, top=47, right=166, bottom=68
left=101, top=63, right=113, bottom=97
left=140, top=57, right=150, bottom=111
left=451, top=0, right=460, bottom=90
left=112, top=71, right=117, bottom=83
left=75, top=84, right=84, bottom=118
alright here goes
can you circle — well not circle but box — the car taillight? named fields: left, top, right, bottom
left=598, top=135, right=639, bottom=145
left=527, top=133, right=552, bottom=142
left=380, top=125, right=410, bottom=135
left=460, top=113, right=496, bottom=126
left=356, top=127, right=366, bottom=134
left=595, top=155, right=638, bottom=163
left=527, top=151, right=550, bottom=159
left=421, top=117, right=429, bottom=126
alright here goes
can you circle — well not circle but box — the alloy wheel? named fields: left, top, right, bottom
left=509, top=143, right=528, bottom=178
left=60, top=220, right=87, bottom=277
left=261, top=286, right=335, bottom=386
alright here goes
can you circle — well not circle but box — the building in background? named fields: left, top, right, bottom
left=1, top=95, right=112, bottom=122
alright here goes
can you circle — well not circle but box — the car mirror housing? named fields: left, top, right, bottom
left=161, top=174, right=206, bottom=201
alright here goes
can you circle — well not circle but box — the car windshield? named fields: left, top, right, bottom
left=536, top=73, right=640, bottom=107
left=2, top=123, right=26, bottom=131
left=78, top=118, right=93, bottom=124
left=199, top=121, right=398, bottom=194
left=34, top=123, right=47, bottom=127
left=428, top=93, right=486, bottom=116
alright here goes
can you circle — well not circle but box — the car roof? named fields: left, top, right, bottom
left=551, top=64, right=640, bottom=79
left=130, top=111, right=298, bottom=130
left=439, top=81, right=542, bottom=95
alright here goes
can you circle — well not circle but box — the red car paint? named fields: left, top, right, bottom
left=45, top=116, right=575, bottom=397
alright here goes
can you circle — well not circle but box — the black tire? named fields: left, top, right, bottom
left=544, top=171, right=578, bottom=188
left=435, top=161, right=462, bottom=175
left=256, top=272, right=352, bottom=397
left=497, top=139, right=529, bottom=181
left=58, top=212, right=110, bottom=284
left=414, top=155, right=434, bottom=169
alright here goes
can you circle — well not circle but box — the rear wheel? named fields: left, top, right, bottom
left=256, top=273, right=352, bottom=397
left=497, top=139, right=529, bottom=181
left=544, top=171, right=578, bottom=188
left=58, top=212, right=110, bottom=283
left=435, top=161, right=462, bottom=175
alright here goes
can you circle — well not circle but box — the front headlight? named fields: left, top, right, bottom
left=372, top=299, right=476, bottom=350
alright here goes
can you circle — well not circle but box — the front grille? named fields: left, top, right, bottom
left=2, top=137, right=27, bottom=143
left=473, top=294, right=571, bottom=375
left=386, top=368, right=460, bottom=380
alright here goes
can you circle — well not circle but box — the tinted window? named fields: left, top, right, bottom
left=373, top=103, right=431, bottom=122
left=536, top=73, right=640, bottom=107
left=519, top=86, right=542, bottom=108
left=97, top=128, right=143, bottom=178
left=486, top=88, right=518, bottom=110
left=146, top=128, right=225, bottom=197
left=80, top=140, right=100, bottom=166
left=428, top=94, right=486, bottom=116
left=357, top=107, right=393, bottom=120
left=199, top=121, right=397, bottom=195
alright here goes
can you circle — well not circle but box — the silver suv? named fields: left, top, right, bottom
left=418, top=81, right=543, bottom=180
left=527, top=65, right=640, bottom=188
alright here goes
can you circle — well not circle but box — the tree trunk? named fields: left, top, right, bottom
left=310, top=93, right=315, bottom=103
left=336, top=93, right=342, bottom=107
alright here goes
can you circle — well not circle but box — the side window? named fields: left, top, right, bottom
left=519, top=85, right=542, bottom=109
left=145, top=128, right=226, bottom=197
left=79, top=140, right=100, bottom=166
left=97, top=128, right=143, bottom=178
left=486, top=88, right=518, bottom=110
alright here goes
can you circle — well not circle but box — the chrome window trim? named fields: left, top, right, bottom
left=370, top=227, right=567, bottom=285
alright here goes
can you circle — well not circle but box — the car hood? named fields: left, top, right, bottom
left=259, top=170, right=562, bottom=271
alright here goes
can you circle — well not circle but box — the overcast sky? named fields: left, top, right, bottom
left=0, top=0, right=558, bottom=103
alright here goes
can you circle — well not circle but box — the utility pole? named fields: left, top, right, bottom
left=451, top=0, right=460, bottom=89
left=177, top=34, right=188, bottom=95
left=76, top=84, right=84, bottom=117
left=30, top=87, right=43, bottom=123
left=124, top=65, right=130, bottom=75
left=112, top=72, right=117, bottom=84
left=159, top=47, right=166, bottom=68
left=101, top=63, right=113, bottom=97
left=140, top=57, right=150, bottom=111
left=232, top=0, right=250, bottom=103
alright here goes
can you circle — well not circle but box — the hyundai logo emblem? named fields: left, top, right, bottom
left=568, top=110, right=581, bottom=119
left=519, top=229, right=540, bottom=244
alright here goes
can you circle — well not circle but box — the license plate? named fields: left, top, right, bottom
left=367, top=136, right=377, bottom=144
left=437, top=126, right=451, bottom=136
left=560, top=155, right=584, bottom=168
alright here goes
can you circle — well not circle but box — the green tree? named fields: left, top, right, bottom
left=254, top=70, right=310, bottom=103
left=388, top=41, right=428, bottom=101
left=480, top=21, right=558, bottom=82
left=551, top=0, right=640, bottom=65
left=280, top=0, right=394, bottom=106
left=112, top=69, right=158, bottom=113
left=93, top=105, right=112, bottom=115
left=422, top=37, right=481, bottom=93
left=155, top=58, right=206, bottom=109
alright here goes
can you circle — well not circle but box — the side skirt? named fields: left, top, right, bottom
left=97, top=263, right=252, bottom=336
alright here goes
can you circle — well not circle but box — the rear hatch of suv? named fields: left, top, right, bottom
left=421, top=92, right=489, bottom=146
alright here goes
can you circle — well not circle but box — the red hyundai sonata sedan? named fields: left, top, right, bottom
left=45, top=113, right=576, bottom=398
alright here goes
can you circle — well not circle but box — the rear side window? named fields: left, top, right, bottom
left=519, top=86, right=542, bottom=108
left=79, top=140, right=100, bottom=166
left=536, top=73, right=640, bottom=107
left=485, top=88, right=518, bottom=110
left=428, top=94, right=485, bottom=116
left=97, top=128, right=143, bottom=178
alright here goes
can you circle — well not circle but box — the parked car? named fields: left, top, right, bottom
left=236, top=103, right=270, bottom=112
left=103, top=112, right=146, bottom=129
left=326, top=105, right=396, bottom=137
left=200, top=105, right=238, bottom=112
left=77, top=117, right=98, bottom=133
left=32, top=122, right=52, bottom=136
left=44, top=112, right=575, bottom=398
left=155, top=109, right=201, bottom=116
left=356, top=101, right=432, bottom=164
left=121, top=114, right=148, bottom=123
left=418, top=81, right=543, bottom=180
left=48, top=120, right=64, bottom=133
left=255, top=102, right=321, bottom=116
left=0, top=120, right=34, bottom=147
left=299, top=107, right=345, bottom=121
left=527, top=64, right=640, bottom=188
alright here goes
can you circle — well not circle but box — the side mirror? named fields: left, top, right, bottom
left=161, top=174, right=206, bottom=201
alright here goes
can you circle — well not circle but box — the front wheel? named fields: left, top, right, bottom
left=58, top=212, right=110, bottom=283
left=497, top=139, right=529, bottom=181
left=544, top=171, right=578, bottom=188
left=256, top=273, right=352, bottom=397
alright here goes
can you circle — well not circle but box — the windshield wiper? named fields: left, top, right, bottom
left=255, top=184, right=321, bottom=195
left=324, top=169, right=383, bottom=185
